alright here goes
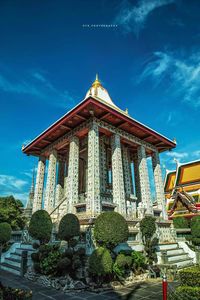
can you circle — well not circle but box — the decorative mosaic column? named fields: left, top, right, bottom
left=111, top=134, right=126, bottom=216
left=137, top=145, right=153, bottom=215
left=152, top=151, right=167, bottom=220
left=86, top=122, right=101, bottom=216
left=99, top=137, right=107, bottom=193
left=122, top=145, right=133, bottom=196
left=32, top=156, right=46, bottom=213
left=133, top=156, right=141, bottom=202
left=44, top=150, right=57, bottom=212
left=67, top=136, right=79, bottom=213
left=55, top=160, right=65, bottom=207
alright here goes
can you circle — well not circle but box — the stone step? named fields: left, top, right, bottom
left=0, top=262, right=21, bottom=276
left=15, top=248, right=34, bottom=256
left=10, top=253, right=21, bottom=260
left=20, top=244, right=34, bottom=250
left=167, top=254, right=189, bottom=262
left=173, top=259, right=193, bottom=269
left=4, top=257, right=21, bottom=268
left=165, top=248, right=185, bottom=256
left=157, top=243, right=178, bottom=251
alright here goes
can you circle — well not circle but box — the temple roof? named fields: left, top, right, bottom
left=164, top=159, right=200, bottom=193
left=22, top=76, right=176, bottom=157
left=85, top=74, right=118, bottom=109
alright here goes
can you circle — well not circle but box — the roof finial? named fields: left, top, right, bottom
left=92, top=74, right=101, bottom=88
left=96, top=73, right=98, bottom=81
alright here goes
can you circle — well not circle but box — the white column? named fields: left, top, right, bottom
left=99, top=137, right=107, bottom=193
left=111, top=134, right=126, bottom=216
left=32, top=156, right=46, bottom=213
left=137, top=145, right=153, bottom=215
left=152, top=151, right=167, bottom=220
left=44, top=150, right=57, bottom=212
left=122, top=145, right=133, bottom=196
left=55, top=160, right=65, bottom=207
left=67, top=136, right=79, bottom=213
left=86, top=122, right=101, bottom=216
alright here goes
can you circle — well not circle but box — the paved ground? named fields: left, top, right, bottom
left=0, top=270, right=178, bottom=299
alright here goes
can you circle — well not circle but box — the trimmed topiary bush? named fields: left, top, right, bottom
left=94, top=212, right=129, bottom=249
left=179, top=266, right=200, bottom=287
left=173, top=217, right=189, bottom=228
left=0, top=222, right=11, bottom=246
left=89, top=247, right=113, bottom=277
left=115, top=254, right=132, bottom=268
left=28, top=210, right=52, bottom=244
left=140, top=216, right=156, bottom=242
left=58, top=213, right=80, bottom=242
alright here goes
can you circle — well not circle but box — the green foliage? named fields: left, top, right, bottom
left=89, top=247, right=113, bottom=276
left=38, top=245, right=61, bottom=276
left=173, top=217, right=189, bottom=228
left=140, top=216, right=156, bottom=241
left=0, top=222, right=11, bottom=245
left=94, top=212, right=129, bottom=249
left=28, top=210, right=52, bottom=244
left=0, top=196, right=26, bottom=230
left=190, top=216, right=200, bottom=246
left=169, top=286, right=200, bottom=300
left=0, top=283, right=32, bottom=300
left=58, top=214, right=80, bottom=242
left=179, top=266, right=200, bottom=287
left=113, top=254, right=133, bottom=280
left=140, top=216, right=158, bottom=265
left=131, top=251, right=146, bottom=273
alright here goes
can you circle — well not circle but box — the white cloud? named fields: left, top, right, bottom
left=115, top=0, right=175, bottom=34
left=0, top=70, right=75, bottom=109
left=0, top=175, right=28, bottom=190
left=139, top=50, right=200, bottom=108
left=166, top=151, right=188, bottom=159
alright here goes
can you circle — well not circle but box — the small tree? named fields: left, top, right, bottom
left=28, top=210, right=52, bottom=244
left=0, top=222, right=11, bottom=260
left=140, top=216, right=158, bottom=265
left=89, top=247, right=113, bottom=282
left=94, top=212, right=129, bottom=249
left=58, top=213, right=80, bottom=244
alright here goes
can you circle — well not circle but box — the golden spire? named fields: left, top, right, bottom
left=92, top=73, right=102, bottom=88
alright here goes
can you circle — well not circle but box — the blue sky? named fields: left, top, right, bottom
left=0, top=0, right=200, bottom=204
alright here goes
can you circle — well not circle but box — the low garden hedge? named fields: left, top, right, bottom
left=179, top=266, right=200, bottom=287
left=169, top=286, right=200, bottom=300
left=173, top=217, right=189, bottom=229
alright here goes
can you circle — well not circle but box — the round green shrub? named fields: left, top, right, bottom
left=0, top=222, right=11, bottom=245
left=173, top=217, right=189, bottom=229
left=169, top=286, right=200, bottom=300
left=57, top=257, right=71, bottom=275
left=58, top=214, right=80, bottom=242
left=115, top=254, right=132, bottom=268
left=89, top=247, right=113, bottom=276
left=179, top=266, right=200, bottom=287
left=28, top=210, right=52, bottom=244
left=94, top=212, right=129, bottom=249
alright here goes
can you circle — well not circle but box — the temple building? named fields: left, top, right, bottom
left=164, top=160, right=200, bottom=219
left=22, top=75, right=176, bottom=225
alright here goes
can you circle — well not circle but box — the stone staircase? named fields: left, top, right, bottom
left=156, top=242, right=194, bottom=269
left=0, top=243, right=35, bottom=276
